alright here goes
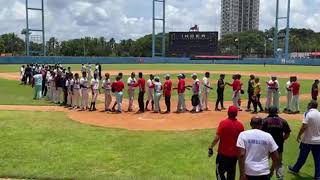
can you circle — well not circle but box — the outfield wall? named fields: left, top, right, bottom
left=0, top=56, right=320, bottom=65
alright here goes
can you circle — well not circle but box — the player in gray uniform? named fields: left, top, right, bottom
left=102, top=73, right=112, bottom=111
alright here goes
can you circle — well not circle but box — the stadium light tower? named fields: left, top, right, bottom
left=152, top=0, right=166, bottom=57
left=274, top=0, right=291, bottom=62
left=25, top=0, right=46, bottom=56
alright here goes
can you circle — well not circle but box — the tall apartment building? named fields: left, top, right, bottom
left=220, top=0, right=260, bottom=36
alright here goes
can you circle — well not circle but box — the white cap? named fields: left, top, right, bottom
left=191, top=73, right=197, bottom=77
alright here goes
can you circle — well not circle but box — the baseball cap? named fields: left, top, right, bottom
left=177, top=73, right=183, bottom=77
left=191, top=73, right=197, bottom=77
left=228, top=106, right=238, bottom=114
left=165, top=74, right=170, bottom=78
left=154, top=76, right=160, bottom=80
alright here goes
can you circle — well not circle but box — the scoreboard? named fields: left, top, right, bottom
left=168, top=31, right=218, bottom=57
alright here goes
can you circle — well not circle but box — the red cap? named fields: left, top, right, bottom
left=228, top=106, right=238, bottom=114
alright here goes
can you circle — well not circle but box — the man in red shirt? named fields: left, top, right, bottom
left=227, top=74, right=242, bottom=110
left=208, top=106, right=245, bottom=180
left=163, top=74, right=172, bottom=113
left=134, top=72, right=146, bottom=113
left=175, top=74, right=187, bottom=113
left=112, top=76, right=125, bottom=113
left=289, top=76, right=300, bottom=114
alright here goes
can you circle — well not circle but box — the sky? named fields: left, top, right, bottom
left=0, top=0, right=319, bottom=41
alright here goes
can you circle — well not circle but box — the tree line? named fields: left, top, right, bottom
left=0, top=28, right=320, bottom=57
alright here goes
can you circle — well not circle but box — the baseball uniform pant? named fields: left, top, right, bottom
left=47, top=86, right=51, bottom=100
left=57, top=87, right=63, bottom=103
left=232, top=91, right=240, bottom=109
left=216, top=154, right=237, bottom=180
left=138, top=91, right=145, bottom=112
left=291, top=95, right=300, bottom=112
left=115, top=91, right=123, bottom=112
left=67, top=91, right=72, bottom=106
left=72, top=89, right=81, bottom=107
left=147, top=90, right=153, bottom=101
left=177, top=93, right=186, bottom=112
left=253, top=94, right=263, bottom=112
left=286, top=91, right=293, bottom=110
left=128, top=90, right=134, bottom=111
left=165, top=95, right=171, bottom=112
left=154, top=92, right=162, bottom=112
left=201, top=92, right=209, bottom=110
left=92, top=89, right=98, bottom=103
left=273, top=91, right=280, bottom=110
left=51, top=87, right=56, bottom=102
left=42, top=81, right=47, bottom=97
left=265, top=90, right=273, bottom=110
left=247, top=92, right=254, bottom=110
left=104, top=90, right=112, bottom=110
left=81, top=88, right=89, bottom=109
left=215, top=91, right=224, bottom=109
left=34, top=85, right=42, bottom=99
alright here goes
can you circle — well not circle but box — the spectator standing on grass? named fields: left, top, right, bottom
left=163, top=74, right=172, bottom=113
left=289, top=76, right=300, bottom=114
left=215, top=74, right=226, bottom=111
left=312, top=79, right=319, bottom=101
left=262, top=106, right=291, bottom=180
left=288, top=100, right=320, bottom=180
left=245, top=74, right=255, bottom=112
left=208, top=105, right=244, bottom=180
left=237, top=116, right=279, bottom=180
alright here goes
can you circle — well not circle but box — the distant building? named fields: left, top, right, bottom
left=221, top=0, right=260, bottom=36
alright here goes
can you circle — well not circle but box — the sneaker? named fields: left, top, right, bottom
left=215, top=108, right=221, bottom=111
left=245, top=109, right=251, bottom=112
left=288, top=166, right=298, bottom=176
left=221, top=107, right=226, bottom=110
left=251, top=111, right=258, bottom=114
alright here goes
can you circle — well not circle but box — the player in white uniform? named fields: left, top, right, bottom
left=189, top=73, right=202, bottom=112
left=81, top=64, right=86, bottom=74
left=80, top=72, right=89, bottom=111
left=90, top=73, right=99, bottom=111
left=102, top=73, right=112, bottom=111
left=65, top=73, right=74, bottom=107
left=145, top=74, right=154, bottom=111
left=72, top=73, right=81, bottom=109
left=153, top=77, right=162, bottom=113
left=127, top=72, right=137, bottom=112
left=201, top=72, right=213, bottom=111
left=87, top=63, right=92, bottom=79
left=46, top=71, right=52, bottom=100
left=20, top=65, right=25, bottom=84
left=284, top=77, right=293, bottom=113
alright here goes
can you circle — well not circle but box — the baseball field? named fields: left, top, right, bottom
left=0, top=64, right=318, bottom=179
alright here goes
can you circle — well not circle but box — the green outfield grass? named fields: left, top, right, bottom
left=1, top=64, right=320, bottom=73
left=0, top=110, right=314, bottom=180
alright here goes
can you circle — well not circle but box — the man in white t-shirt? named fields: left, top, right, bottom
left=237, top=115, right=279, bottom=180
left=289, top=100, right=320, bottom=180
left=127, top=72, right=137, bottom=112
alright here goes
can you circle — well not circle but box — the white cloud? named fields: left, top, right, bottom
left=0, top=0, right=318, bottom=40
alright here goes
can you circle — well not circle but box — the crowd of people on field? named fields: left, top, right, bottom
left=17, top=63, right=320, bottom=180
left=19, top=63, right=319, bottom=114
